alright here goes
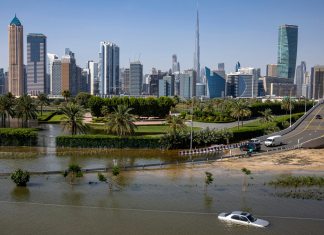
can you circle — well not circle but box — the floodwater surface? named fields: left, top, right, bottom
left=0, top=168, right=323, bottom=235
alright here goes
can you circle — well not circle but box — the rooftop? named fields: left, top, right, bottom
left=10, top=14, right=22, bottom=26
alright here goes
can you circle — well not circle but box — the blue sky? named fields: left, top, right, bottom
left=1, top=0, right=324, bottom=74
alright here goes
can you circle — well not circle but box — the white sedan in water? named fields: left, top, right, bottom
left=218, top=211, right=269, bottom=227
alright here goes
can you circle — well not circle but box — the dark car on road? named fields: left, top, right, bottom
left=315, top=115, right=322, bottom=119
left=240, top=142, right=259, bottom=152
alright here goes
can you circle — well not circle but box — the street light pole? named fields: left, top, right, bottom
left=289, top=91, right=292, bottom=127
left=190, top=97, right=194, bottom=151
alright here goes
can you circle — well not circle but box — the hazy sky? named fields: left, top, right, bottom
left=1, top=0, right=324, bottom=74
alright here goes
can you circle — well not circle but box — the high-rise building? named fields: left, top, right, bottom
left=238, top=67, right=260, bottom=98
left=266, top=64, right=278, bottom=77
left=277, top=24, right=298, bottom=80
left=98, top=41, right=120, bottom=96
left=310, top=66, right=324, bottom=100
left=129, top=61, right=143, bottom=96
left=0, top=69, right=5, bottom=94
left=158, top=75, right=174, bottom=97
left=180, top=69, right=196, bottom=99
left=47, top=53, right=58, bottom=95
left=227, top=73, right=255, bottom=98
left=218, top=63, right=225, bottom=71
left=88, top=61, right=99, bottom=95
left=205, top=67, right=225, bottom=98
left=61, top=49, right=77, bottom=96
left=172, top=54, right=180, bottom=73
left=8, top=15, right=24, bottom=96
left=26, top=33, right=47, bottom=96
left=295, top=61, right=306, bottom=97
left=51, top=59, right=62, bottom=96
left=194, top=9, right=200, bottom=82
left=235, top=61, right=241, bottom=72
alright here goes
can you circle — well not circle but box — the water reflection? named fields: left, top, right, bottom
left=11, top=187, right=30, bottom=201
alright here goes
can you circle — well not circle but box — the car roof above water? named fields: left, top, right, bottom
left=231, top=211, right=251, bottom=216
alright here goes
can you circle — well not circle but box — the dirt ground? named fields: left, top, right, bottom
left=208, top=149, right=324, bottom=172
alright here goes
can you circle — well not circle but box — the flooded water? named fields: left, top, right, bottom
left=0, top=124, right=223, bottom=174
left=0, top=124, right=323, bottom=234
left=0, top=169, right=323, bottom=235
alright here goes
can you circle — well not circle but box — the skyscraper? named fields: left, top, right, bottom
left=88, top=61, right=99, bottom=95
left=218, top=63, right=225, bottom=71
left=129, top=61, right=143, bottom=96
left=8, top=15, right=24, bottom=96
left=295, top=61, right=306, bottom=97
left=47, top=53, right=58, bottom=95
left=194, top=8, right=200, bottom=82
left=158, top=75, right=174, bottom=97
left=61, top=48, right=77, bottom=96
left=235, top=61, right=241, bottom=72
left=27, top=33, right=47, bottom=96
left=51, top=59, right=62, bottom=96
left=277, top=25, right=298, bottom=80
left=0, top=69, right=5, bottom=95
left=172, top=54, right=180, bottom=73
left=180, top=69, right=196, bottom=99
left=266, top=64, right=278, bottom=77
left=98, top=41, right=120, bottom=96
left=311, top=66, right=324, bottom=100
left=205, top=67, right=225, bottom=98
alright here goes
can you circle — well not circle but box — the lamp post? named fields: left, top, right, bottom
left=289, top=94, right=292, bottom=127
left=190, top=97, right=194, bottom=151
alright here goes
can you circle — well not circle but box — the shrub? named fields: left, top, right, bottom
left=112, top=166, right=120, bottom=176
left=98, top=172, right=107, bottom=182
left=0, top=128, right=37, bottom=146
left=56, top=135, right=161, bottom=148
left=11, top=169, right=30, bottom=187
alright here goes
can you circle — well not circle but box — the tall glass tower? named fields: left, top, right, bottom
left=277, top=25, right=298, bottom=80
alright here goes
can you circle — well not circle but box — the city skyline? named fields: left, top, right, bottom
left=0, top=0, right=324, bottom=74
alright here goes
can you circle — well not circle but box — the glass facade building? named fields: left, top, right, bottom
left=27, top=33, right=47, bottom=96
left=227, top=73, right=254, bottom=98
left=205, top=67, right=225, bottom=98
left=277, top=25, right=298, bottom=80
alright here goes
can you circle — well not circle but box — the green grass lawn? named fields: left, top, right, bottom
left=89, top=124, right=201, bottom=136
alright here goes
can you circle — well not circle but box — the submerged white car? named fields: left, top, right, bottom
left=218, top=211, right=269, bottom=227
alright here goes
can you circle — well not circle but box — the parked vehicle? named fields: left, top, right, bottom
left=249, top=138, right=261, bottom=151
left=240, top=143, right=257, bottom=152
left=218, top=211, right=269, bottom=227
left=264, top=135, right=282, bottom=147
left=315, top=114, right=322, bottom=119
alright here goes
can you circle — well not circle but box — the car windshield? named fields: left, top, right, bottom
left=247, top=214, right=257, bottom=222
left=266, top=138, right=273, bottom=142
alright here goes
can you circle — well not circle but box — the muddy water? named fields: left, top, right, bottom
left=0, top=169, right=323, bottom=235
left=0, top=124, right=224, bottom=174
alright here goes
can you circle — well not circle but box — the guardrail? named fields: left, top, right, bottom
left=179, top=142, right=249, bottom=156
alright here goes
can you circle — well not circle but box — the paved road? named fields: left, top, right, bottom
left=260, top=102, right=324, bottom=151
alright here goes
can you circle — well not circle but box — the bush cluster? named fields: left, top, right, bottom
left=0, top=128, right=38, bottom=146
left=56, top=135, right=161, bottom=148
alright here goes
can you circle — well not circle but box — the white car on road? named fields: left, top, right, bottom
left=218, top=211, right=269, bottom=227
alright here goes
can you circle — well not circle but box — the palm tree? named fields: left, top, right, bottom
left=241, top=167, right=252, bottom=192
left=230, top=100, right=251, bottom=129
left=0, top=95, right=15, bottom=127
left=62, top=90, right=71, bottom=102
left=220, top=128, right=233, bottom=145
left=60, top=102, right=87, bottom=135
left=106, top=105, right=137, bottom=136
left=166, top=115, right=186, bottom=135
left=281, top=97, right=294, bottom=114
left=15, top=95, right=38, bottom=128
left=259, top=108, right=274, bottom=124
left=37, top=93, right=50, bottom=116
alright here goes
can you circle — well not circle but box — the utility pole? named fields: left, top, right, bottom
left=190, top=97, right=194, bottom=151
